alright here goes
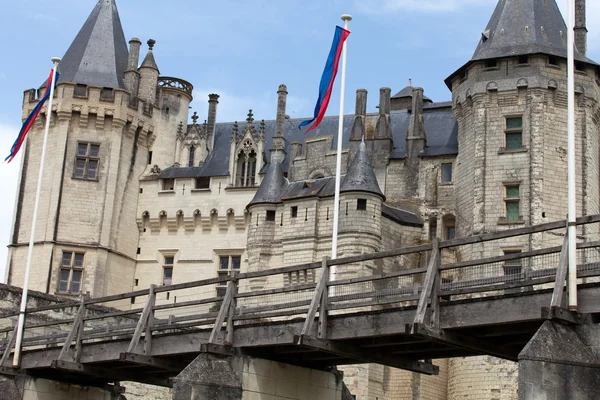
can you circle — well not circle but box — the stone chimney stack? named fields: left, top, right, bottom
left=290, top=142, right=303, bottom=163
left=124, top=38, right=141, bottom=97
left=375, top=87, right=392, bottom=139
left=271, top=84, right=288, bottom=164
left=575, top=0, right=587, bottom=56
left=207, top=94, right=219, bottom=152
left=351, top=89, right=367, bottom=141
left=138, top=39, right=160, bottom=105
left=406, top=87, right=426, bottom=158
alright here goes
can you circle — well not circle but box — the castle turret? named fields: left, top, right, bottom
left=7, top=0, right=159, bottom=297
left=124, top=38, right=141, bottom=96
left=138, top=40, right=159, bottom=106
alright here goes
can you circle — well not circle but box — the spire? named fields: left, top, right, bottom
left=57, top=0, right=129, bottom=89
left=471, top=0, right=592, bottom=63
left=140, top=39, right=159, bottom=71
left=341, top=141, right=384, bottom=199
left=248, top=162, right=289, bottom=207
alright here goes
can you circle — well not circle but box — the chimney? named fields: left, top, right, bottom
left=124, top=38, right=141, bottom=96
left=375, top=87, right=392, bottom=138
left=351, top=89, right=367, bottom=141
left=275, top=84, right=287, bottom=138
left=207, top=94, right=219, bottom=151
left=575, top=0, right=587, bottom=56
left=290, top=142, right=303, bottom=163
left=271, top=84, right=288, bottom=164
left=406, top=87, right=426, bottom=158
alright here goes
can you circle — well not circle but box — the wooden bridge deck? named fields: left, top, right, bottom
left=1, top=215, right=600, bottom=387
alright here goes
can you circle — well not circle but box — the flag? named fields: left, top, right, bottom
left=299, top=26, right=350, bottom=133
left=6, top=69, right=60, bottom=163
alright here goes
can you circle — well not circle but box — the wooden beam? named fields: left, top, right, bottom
left=318, top=257, right=329, bottom=339
left=293, top=335, right=439, bottom=375
left=200, top=343, right=234, bottom=356
left=225, top=282, right=238, bottom=345
left=541, top=306, right=590, bottom=325
left=209, top=281, right=235, bottom=344
left=0, top=366, right=19, bottom=376
left=414, top=238, right=440, bottom=325
left=0, top=326, right=17, bottom=367
left=551, top=231, right=570, bottom=308
left=118, top=352, right=185, bottom=372
left=408, top=323, right=517, bottom=362
left=301, top=258, right=329, bottom=336
left=51, top=360, right=172, bottom=387
left=127, top=284, right=156, bottom=354
left=58, top=298, right=86, bottom=361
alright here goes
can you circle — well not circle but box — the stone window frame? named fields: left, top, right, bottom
left=58, top=251, right=85, bottom=295
left=235, top=139, right=258, bottom=188
left=160, top=251, right=178, bottom=286
left=266, top=210, right=276, bottom=222
left=188, top=146, right=196, bottom=167
left=484, top=58, right=499, bottom=70
left=290, top=206, right=298, bottom=218
left=357, top=199, right=367, bottom=211
left=502, top=248, right=523, bottom=277
left=499, top=115, right=527, bottom=153
left=440, top=162, right=453, bottom=184
left=516, top=55, right=530, bottom=66
left=193, top=177, right=210, bottom=191
left=160, top=178, right=175, bottom=192
left=442, top=215, right=456, bottom=240
left=216, top=254, right=241, bottom=297
left=73, top=141, right=100, bottom=181
left=499, top=181, right=524, bottom=225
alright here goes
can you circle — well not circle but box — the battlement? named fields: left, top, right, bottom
left=158, top=76, right=194, bottom=100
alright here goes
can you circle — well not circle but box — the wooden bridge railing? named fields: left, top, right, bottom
left=1, top=214, right=600, bottom=369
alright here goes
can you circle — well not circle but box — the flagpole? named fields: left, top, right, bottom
left=566, top=0, right=577, bottom=310
left=331, top=14, right=351, bottom=281
left=13, top=57, right=61, bottom=367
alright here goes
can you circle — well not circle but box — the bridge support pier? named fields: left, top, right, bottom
left=518, top=320, right=600, bottom=399
left=172, top=350, right=349, bottom=400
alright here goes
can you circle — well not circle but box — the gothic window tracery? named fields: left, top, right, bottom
left=188, top=146, right=195, bottom=167
left=236, top=147, right=257, bottom=187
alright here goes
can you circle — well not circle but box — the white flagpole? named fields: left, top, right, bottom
left=331, top=15, right=351, bottom=282
left=566, top=0, right=577, bottom=310
left=13, top=57, right=61, bottom=367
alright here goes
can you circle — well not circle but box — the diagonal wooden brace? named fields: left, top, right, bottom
left=414, top=238, right=441, bottom=327
left=550, top=230, right=569, bottom=308
left=58, top=297, right=87, bottom=361
left=209, top=280, right=237, bottom=344
left=301, top=257, right=329, bottom=337
left=127, top=285, right=156, bottom=354
left=0, top=325, right=18, bottom=367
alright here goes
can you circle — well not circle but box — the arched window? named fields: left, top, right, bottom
left=236, top=149, right=257, bottom=187
left=188, top=146, right=195, bottom=167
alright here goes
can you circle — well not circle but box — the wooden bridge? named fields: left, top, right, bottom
left=2, top=215, right=600, bottom=389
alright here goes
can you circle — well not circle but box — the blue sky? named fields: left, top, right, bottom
left=0, top=0, right=599, bottom=282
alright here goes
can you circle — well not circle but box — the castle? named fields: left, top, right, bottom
left=5, top=0, right=600, bottom=398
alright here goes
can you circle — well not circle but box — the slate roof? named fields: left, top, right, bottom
left=247, top=161, right=289, bottom=206
left=56, top=0, right=129, bottom=89
left=161, top=102, right=457, bottom=179
left=471, top=0, right=595, bottom=63
left=140, top=48, right=159, bottom=71
left=340, top=141, right=385, bottom=199
left=392, top=85, right=433, bottom=103
left=381, top=204, right=423, bottom=228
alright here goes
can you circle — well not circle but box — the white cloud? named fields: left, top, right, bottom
left=357, top=0, right=496, bottom=14
left=32, top=13, right=57, bottom=22
left=0, top=122, right=21, bottom=284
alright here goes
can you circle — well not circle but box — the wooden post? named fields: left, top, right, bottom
left=209, top=280, right=235, bottom=344
left=127, top=285, right=156, bottom=354
left=551, top=230, right=570, bottom=308
left=0, top=325, right=18, bottom=367
left=318, top=257, right=330, bottom=338
left=144, top=286, right=157, bottom=355
left=414, top=238, right=440, bottom=326
left=301, top=258, right=329, bottom=336
left=225, top=279, right=238, bottom=345
left=74, top=296, right=88, bottom=362
left=58, top=298, right=86, bottom=361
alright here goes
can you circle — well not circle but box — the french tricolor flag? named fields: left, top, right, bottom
left=299, top=26, right=350, bottom=133
left=6, top=68, right=60, bottom=163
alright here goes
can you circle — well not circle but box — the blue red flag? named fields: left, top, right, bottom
left=6, top=69, right=60, bottom=163
left=299, top=26, right=350, bottom=133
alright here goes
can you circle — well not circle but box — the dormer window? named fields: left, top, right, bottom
left=188, top=146, right=195, bottom=167
left=518, top=55, right=529, bottom=65
left=485, top=59, right=498, bottom=69
left=548, top=56, right=559, bottom=67
left=236, top=148, right=257, bottom=187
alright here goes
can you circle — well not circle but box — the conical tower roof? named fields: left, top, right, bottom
left=392, top=85, right=432, bottom=103
left=248, top=162, right=289, bottom=206
left=472, top=0, right=593, bottom=63
left=57, top=0, right=129, bottom=89
left=341, top=141, right=384, bottom=199
left=140, top=40, right=159, bottom=71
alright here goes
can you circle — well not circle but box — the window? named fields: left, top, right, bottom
left=188, top=146, right=195, bottom=167
left=195, top=177, right=210, bottom=189
left=163, top=255, right=174, bottom=285
left=74, top=84, right=88, bottom=98
left=575, top=62, right=585, bottom=72
left=518, top=55, right=529, bottom=65
left=74, top=142, right=100, bottom=180
left=161, top=178, right=175, bottom=191
left=443, top=215, right=456, bottom=240
left=291, top=206, right=298, bottom=218
left=485, top=59, right=498, bottom=69
left=217, top=255, right=241, bottom=296
left=505, top=185, right=520, bottom=222
left=266, top=210, right=276, bottom=222
left=148, top=151, right=153, bottom=165
left=58, top=252, right=84, bottom=294
left=236, top=147, right=257, bottom=187
left=357, top=199, right=367, bottom=211
left=503, top=250, right=522, bottom=277
left=441, top=163, right=453, bottom=183
left=548, top=56, right=558, bottom=66
left=505, top=117, right=523, bottom=150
